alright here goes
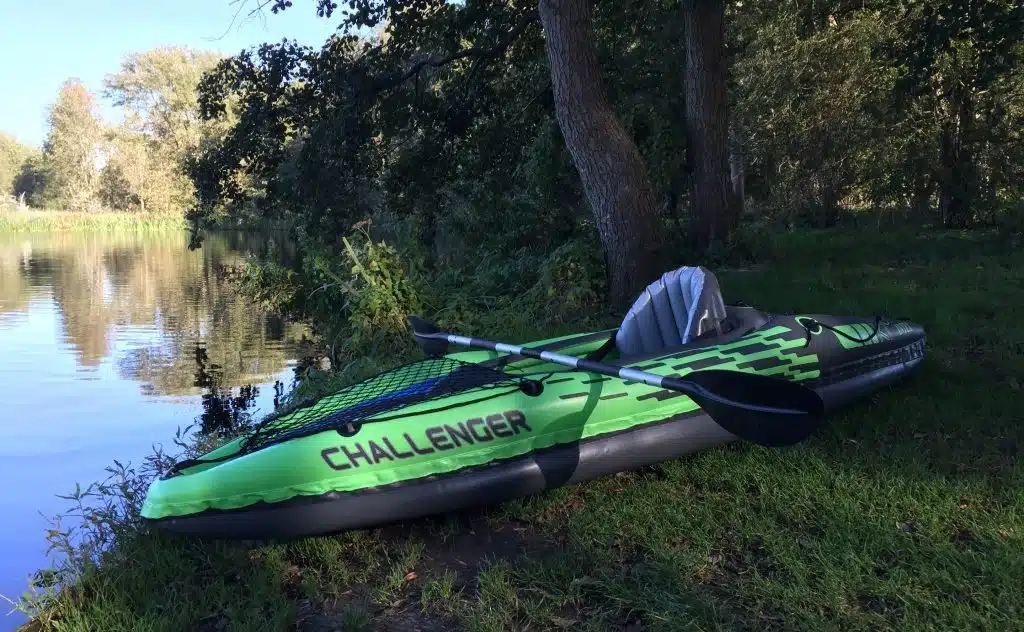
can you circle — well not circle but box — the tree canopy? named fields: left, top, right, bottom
left=3, top=0, right=1021, bottom=340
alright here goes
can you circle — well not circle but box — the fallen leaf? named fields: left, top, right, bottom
left=404, top=571, right=418, bottom=582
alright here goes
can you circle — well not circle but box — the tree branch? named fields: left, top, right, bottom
left=376, top=10, right=540, bottom=95
left=463, top=10, right=540, bottom=94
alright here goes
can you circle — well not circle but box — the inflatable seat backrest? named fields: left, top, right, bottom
left=615, top=265, right=728, bottom=358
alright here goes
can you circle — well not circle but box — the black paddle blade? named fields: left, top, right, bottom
left=678, top=369, right=825, bottom=447
left=407, top=315, right=450, bottom=356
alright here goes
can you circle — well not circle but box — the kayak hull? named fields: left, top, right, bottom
left=142, top=307, right=925, bottom=540
left=143, top=410, right=731, bottom=539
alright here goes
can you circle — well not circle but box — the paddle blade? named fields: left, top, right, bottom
left=679, top=369, right=825, bottom=447
left=407, top=315, right=450, bottom=356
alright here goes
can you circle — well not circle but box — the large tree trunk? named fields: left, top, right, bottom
left=538, top=0, right=669, bottom=308
left=682, top=0, right=740, bottom=247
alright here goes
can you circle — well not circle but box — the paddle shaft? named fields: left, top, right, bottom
left=428, top=332, right=809, bottom=416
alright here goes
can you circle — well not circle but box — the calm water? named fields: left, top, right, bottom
left=0, top=229, right=309, bottom=630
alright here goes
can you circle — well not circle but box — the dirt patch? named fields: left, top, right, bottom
left=374, top=602, right=455, bottom=632
left=856, top=591, right=906, bottom=622
left=290, top=511, right=566, bottom=631
left=378, top=511, right=565, bottom=586
left=295, top=595, right=456, bottom=632
left=697, top=533, right=788, bottom=588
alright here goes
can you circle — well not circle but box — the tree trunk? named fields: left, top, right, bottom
left=682, top=0, right=740, bottom=248
left=538, top=0, right=669, bottom=308
left=938, top=88, right=977, bottom=229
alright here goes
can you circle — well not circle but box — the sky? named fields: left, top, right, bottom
left=0, top=0, right=344, bottom=149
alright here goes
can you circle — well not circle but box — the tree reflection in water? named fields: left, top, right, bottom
left=191, top=343, right=260, bottom=437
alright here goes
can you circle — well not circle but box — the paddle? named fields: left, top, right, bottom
left=407, top=316, right=825, bottom=448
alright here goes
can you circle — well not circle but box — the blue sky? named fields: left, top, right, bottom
left=0, top=0, right=344, bottom=149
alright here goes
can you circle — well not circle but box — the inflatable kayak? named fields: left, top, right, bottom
left=141, top=266, right=925, bottom=539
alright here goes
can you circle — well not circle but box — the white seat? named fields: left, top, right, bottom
left=615, top=266, right=728, bottom=358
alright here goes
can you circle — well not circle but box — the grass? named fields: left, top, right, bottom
left=0, top=208, right=188, bottom=232
left=13, top=226, right=1023, bottom=632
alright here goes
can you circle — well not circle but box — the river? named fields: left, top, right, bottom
left=0, top=228, right=310, bottom=631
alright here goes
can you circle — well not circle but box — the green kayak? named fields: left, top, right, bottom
left=141, top=267, right=925, bottom=539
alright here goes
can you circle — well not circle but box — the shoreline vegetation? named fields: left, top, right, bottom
left=10, top=226, right=1023, bottom=632
left=0, top=207, right=188, bottom=233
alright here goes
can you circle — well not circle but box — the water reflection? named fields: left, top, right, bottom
left=0, top=230, right=309, bottom=396
left=192, top=343, right=261, bottom=437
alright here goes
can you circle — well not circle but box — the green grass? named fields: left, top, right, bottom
left=0, top=208, right=188, bottom=232
left=14, top=226, right=1023, bottom=631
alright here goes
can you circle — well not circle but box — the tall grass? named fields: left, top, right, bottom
left=0, top=206, right=188, bottom=233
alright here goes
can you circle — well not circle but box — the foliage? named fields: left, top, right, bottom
left=34, top=79, right=105, bottom=211
left=0, top=132, right=38, bottom=198
left=730, top=0, right=1024, bottom=228
left=172, top=0, right=1023, bottom=341
left=732, top=6, right=901, bottom=225
left=526, top=235, right=607, bottom=326
left=227, top=222, right=428, bottom=364
left=100, top=47, right=229, bottom=215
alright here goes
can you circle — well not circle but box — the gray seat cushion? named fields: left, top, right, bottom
left=615, top=266, right=728, bottom=358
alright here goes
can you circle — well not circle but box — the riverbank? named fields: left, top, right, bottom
left=14, top=227, right=1023, bottom=632
left=0, top=208, right=187, bottom=233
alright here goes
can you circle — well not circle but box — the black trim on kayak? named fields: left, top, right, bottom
left=814, top=337, right=925, bottom=409
left=146, top=337, right=924, bottom=541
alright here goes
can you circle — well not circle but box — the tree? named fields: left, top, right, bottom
left=103, top=47, right=227, bottom=158
left=39, top=79, right=104, bottom=210
left=0, top=133, right=38, bottom=198
left=894, top=0, right=1024, bottom=227
left=538, top=0, right=668, bottom=305
left=202, top=0, right=687, bottom=305
left=102, top=47, right=228, bottom=214
left=13, top=154, right=48, bottom=206
left=682, top=0, right=740, bottom=244
left=99, top=121, right=156, bottom=212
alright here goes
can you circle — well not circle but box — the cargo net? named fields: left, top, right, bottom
left=234, top=357, right=525, bottom=456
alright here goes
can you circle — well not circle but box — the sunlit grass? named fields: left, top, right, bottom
left=11, top=226, right=1023, bottom=632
